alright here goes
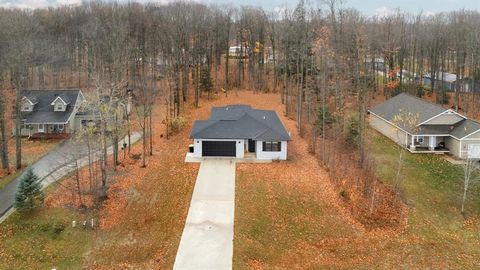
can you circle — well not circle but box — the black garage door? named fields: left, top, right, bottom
left=202, top=141, right=236, bottom=157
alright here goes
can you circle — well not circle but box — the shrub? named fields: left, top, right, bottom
left=345, top=115, right=360, bottom=149
left=316, top=106, right=334, bottom=134
left=171, top=116, right=187, bottom=134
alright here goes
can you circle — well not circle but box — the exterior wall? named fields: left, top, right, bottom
left=192, top=138, right=244, bottom=158
left=255, top=140, right=288, bottom=160
left=53, top=100, right=66, bottom=111
left=73, top=114, right=100, bottom=130
left=460, top=136, right=480, bottom=159
left=423, top=114, right=464, bottom=125
left=445, top=137, right=461, bottom=158
left=21, top=102, right=33, bottom=112
left=369, top=114, right=408, bottom=147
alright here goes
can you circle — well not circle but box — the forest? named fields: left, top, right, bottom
left=0, top=0, right=480, bottom=268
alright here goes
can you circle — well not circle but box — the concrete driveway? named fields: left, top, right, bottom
left=0, top=132, right=142, bottom=222
left=174, top=159, right=236, bottom=270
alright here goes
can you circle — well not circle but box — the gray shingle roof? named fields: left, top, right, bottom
left=450, top=119, right=480, bottom=139
left=369, top=93, right=447, bottom=124
left=21, top=89, right=81, bottom=124
left=190, top=105, right=291, bottom=141
left=370, top=93, right=480, bottom=139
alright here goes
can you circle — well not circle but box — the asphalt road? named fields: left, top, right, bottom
left=0, top=132, right=142, bottom=221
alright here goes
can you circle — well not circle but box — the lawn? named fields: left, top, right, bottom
left=233, top=92, right=480, bottom=268
left=0, top=90, right=479, bottom=269
left=0, top=208, right=93, bottom=270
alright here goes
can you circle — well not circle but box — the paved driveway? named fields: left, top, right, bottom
left=0, top=132, right=142, bottom=221
left=174, top=159, right=236, bottom=270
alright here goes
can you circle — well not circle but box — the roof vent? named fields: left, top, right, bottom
left=263, top=116, right=266, bottom=120
left=226, top=107, right=229, bottom=111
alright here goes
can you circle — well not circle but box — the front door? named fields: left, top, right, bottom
left=248, top=139, right=256, bottom=152
left=38, top=124, right=45, bottom=133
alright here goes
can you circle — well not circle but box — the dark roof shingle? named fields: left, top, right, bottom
left=190, top=105, right=291, bottom=141
left=21, top=89, right=81, bottom=124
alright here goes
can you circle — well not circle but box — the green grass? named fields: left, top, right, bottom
left=234, top=129, right=480, bottom=268
left=0, top=208, right=93, bottom=270
left=369, top=130, right=480, bottom=218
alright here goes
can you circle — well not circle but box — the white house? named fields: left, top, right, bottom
left=189, top=105, right=291, bottom=160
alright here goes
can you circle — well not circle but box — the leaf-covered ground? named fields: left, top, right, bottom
left=0, top=90, right=479, bottom=269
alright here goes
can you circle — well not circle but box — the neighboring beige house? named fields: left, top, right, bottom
left=14, top=89, right=132, bottom=138
left=369, top=93, right=480, bottom=159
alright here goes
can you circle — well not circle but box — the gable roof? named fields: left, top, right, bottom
left=369, top=93, right=480, bottom=139
left=190, top=105, right=291, bottom=141
left=450, top=119, right=480, bottom=139
left=21, top=89, right=82, bottom=124
left=369, top=93, right=447, bottom=126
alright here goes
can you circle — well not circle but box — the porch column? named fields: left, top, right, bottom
left=411, top=135, right=415, bottom=150
left=429, top=136, right=436, bottom=151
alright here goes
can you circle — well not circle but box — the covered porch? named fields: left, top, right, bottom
left=22, top=122, right=72, bottom=139
left=407, top=135, right=450, bottom=153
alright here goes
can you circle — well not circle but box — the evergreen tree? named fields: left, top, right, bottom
left=200, top=68, right=214, bottom=99
left=14, top=167, right=44, bottom=211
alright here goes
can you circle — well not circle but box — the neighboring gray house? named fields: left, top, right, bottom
left=189, top=105, right=291, bottom=160
left=424, top=72, right=457, bottom=91
left=369, top=93, right=480, bottom=159
left=15, top=89, right=85, bottom=137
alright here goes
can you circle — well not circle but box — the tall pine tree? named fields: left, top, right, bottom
left=14, top=167, right=44, bottom=211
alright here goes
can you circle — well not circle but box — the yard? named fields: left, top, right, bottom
left=0, top=138, right=62, bottom=190
left=232, top=92, right=480, bottom=268
left=0, top=90, right=479, bottom=269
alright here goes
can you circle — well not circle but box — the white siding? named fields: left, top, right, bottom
left=192, top=139, right=244, bottom=158
left=255, top=140, right=288, bottom=160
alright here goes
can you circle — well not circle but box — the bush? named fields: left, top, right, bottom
left=345, top=115, right=360, bottom=149
left=171, top=116, right=187, bottom=134
left=316, top=106, right=334, bottom=134
left=437, top=90, right=450, bottom=104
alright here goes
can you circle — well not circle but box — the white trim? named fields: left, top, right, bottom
left=22, top=96, right=34, bottom=105
left=459, top=129, right=480, bottom=140
left=50, top=96, right=68, bottom=105
left=416, top=109, right=466, bottom=126
left=25, top=121, right=68, bottom=125
left=65, top=110, right=77, bottom=125
left=369, top=111, right=467, bottom=140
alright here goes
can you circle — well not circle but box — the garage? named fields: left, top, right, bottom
left=202, top=141, right=236, bottom=157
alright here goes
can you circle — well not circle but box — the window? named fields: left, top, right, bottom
left=22, top=105, right=31, bottom=111
left=262, top=141, right=281, bottom=152
left=415, top=136, right=424, bottom=144
left=55, top=103, right=64, bottom=111
left=52, top=124, right=64, bottom=133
